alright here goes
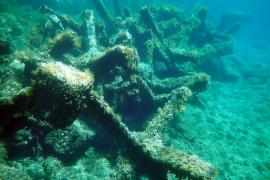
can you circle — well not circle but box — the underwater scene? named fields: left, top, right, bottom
left=0, top=0, right=270, bottom=179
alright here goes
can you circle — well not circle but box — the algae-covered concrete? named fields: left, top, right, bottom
left=1, top=0, right=267, bottom=179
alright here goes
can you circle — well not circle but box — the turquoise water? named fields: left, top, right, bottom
left=0, top=0, right=269, bottom=179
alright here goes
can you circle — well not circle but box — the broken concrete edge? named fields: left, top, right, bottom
left=140, top=6, right=163, bottom=43
left=80, top=10, right=100, bottom=56
left=168, top=44, right=216, bottom=65
left=143, top=72, right=211, bottom=96
left=48, top=30, right=82, bottom=58
left=37, top=61, right=94, bottom=88
left=155, top=147, right=217, bottom=180
left=87, top=45, right=140, bottom=76
left=91, top=0, right=116, bottom=33
left=191, top=4, right=209, bottom=21
left=86, top=88, right=216, bottom=180
left=39, top=5, right=82, bottom=35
